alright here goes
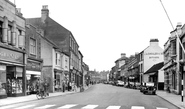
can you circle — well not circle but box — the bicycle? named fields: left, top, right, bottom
left=36, top=89, right=48, bottom=100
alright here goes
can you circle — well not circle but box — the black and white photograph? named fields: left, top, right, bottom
left=0, top=0, right=184, bottom=109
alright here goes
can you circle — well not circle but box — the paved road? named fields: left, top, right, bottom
left=0, top=84, right=179, bottom=109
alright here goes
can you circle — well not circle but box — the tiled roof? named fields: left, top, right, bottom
left=26, top=17, right=70, bottom=55
left=145, top=62, right=164, bottom=74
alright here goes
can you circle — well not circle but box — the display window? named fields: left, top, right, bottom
left=26, top=74, right=40, bottom=94
left=0, top=65, right=7, bottom=97
left=0, top=71, right=6, bottom=96
left=6, top=66, right=23, bottom=96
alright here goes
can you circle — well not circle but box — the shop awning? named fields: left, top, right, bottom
left=145, top=62, right=163, bottom=74
left=26, top=70, right=41, bottom=75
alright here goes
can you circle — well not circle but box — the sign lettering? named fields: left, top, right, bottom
left=0, top=48, right=23, bottom=64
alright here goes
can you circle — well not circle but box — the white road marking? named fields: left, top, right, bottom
left=156, top=107, right=168, bottom=109
left=34, top=104, right=55, bottom=109
left=106, top=106, right=121, bottom=109
left=131, top=106, right=145, bottom=109
left=57, top=104, right=78, bottom=109
left=0, top=105, right=17, bottom=109
left=14, top=105, right=36, bottom=109
left=81, top=104, right=99, bottom=109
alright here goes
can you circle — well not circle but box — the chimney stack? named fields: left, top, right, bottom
left=121, top=53, right=126, bottom=58
left=150, top=38, right=159, bottom=46
left=41, top=5, right=49, bottom=23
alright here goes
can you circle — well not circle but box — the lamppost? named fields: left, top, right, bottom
left=160, top=0, right=185, bottom=105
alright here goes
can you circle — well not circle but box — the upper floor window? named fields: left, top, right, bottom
left=56, top=53, right=61, bottom=66
left=171, top=40, right=176, bottom=55
left=30, top=38, right=36, bottom=55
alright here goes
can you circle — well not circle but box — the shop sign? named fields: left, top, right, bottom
left=26, top=61, right=41, bottom=71
left=144, top=52, right=163, bottom=55
left=0, top=48, right=23, bottom=64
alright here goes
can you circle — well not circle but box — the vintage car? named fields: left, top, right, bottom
left=142, top=82, right=156, bottom=95
left=117, top=80, right=124, bottom=86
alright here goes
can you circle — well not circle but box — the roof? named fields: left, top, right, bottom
left=26, top=17, right=71, bottom=55
left=115, top=56, right=128, bottom=63
left=145, top=62, right=164, bottom=74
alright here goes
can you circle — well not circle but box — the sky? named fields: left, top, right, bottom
left=11, top=0, right=185, bottom=71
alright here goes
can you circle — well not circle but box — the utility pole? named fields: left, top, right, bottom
left=159, top=0, right=185, bottom=106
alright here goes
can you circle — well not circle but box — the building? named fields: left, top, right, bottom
left=82, top=62, right=89, bottom=87
left=142, top=39, right=164, bottom=83
left=25, top=23, right=43, bottom=94
left=126, top=54, right=140, bottom=86
left=114, top=53, right=128, bottom=81
left=26, top=5, right=78, bottom=92
left=138, top=51, right=144, bottom=85
left=0, top=0, right=26, bottom=98
left=69, top=33, right=80, bottom=86
left=163, top=23, right=181, bottom=94
left=78, top=50, right=83, bottom=87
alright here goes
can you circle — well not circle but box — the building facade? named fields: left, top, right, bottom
left=82, top=62, right=89, bottom=87
left=26, top=5, right=76, bottom=92
left=69, top=33, right=80, bottom=86
left=25, top=23, right=43, bottom=94
left=143, top=39, right=164, bottom=83
left=78, top=51, right=83, bottom=87
left=115, top=53, right=127, bottom=81
left=0, top=0, right=26, bottom=98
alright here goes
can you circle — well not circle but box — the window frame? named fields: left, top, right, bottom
left=29, top=37, right=37, bottom=56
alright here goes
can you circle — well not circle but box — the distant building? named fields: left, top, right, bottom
left=115, top=53, right=128, bottom=81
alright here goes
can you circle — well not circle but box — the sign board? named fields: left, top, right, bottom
left=0, top=48, right=23, bottom=64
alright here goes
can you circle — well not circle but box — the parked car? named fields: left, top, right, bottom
left=142, top=82, right=156, bottom=95
left=117, top=80, right=124, bottom=86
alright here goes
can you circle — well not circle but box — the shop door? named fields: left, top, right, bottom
left=6, top=73, right=13, bottom=96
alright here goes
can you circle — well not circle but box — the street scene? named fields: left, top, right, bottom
left=0, top=0, right=185, bottom=109
left=0, top=84, right=179, bottom=109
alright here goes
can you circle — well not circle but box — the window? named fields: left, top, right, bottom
left=56, top=53, right=61, bottom=66
left=171, top=40, right=176, bottom=55
left=30, top=38, right=36, bottom=55
left=70, top=37, right=72, bottom=47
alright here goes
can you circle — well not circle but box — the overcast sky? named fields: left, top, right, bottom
left=12, top=0, right=185, bottom=71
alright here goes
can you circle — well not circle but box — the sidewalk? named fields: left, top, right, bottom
left=0, top=86, right=90, bottom=107
left=157, top=91, right=185, bottom=109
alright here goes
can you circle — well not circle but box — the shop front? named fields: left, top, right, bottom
left=54, top=69, right=64, bottom=92
left=26, top=59, right=42, bottom=94
left=0, top=47, right=25, bottom=99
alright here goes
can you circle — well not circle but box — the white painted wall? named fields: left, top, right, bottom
left=158, top=69, right=164, bottom=82
left=143, top=40, right=164, bottom=82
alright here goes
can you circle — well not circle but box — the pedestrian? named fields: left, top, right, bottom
left=62, top=81, right=65, bottom=92
left=44, top=79, right=49, bottom=96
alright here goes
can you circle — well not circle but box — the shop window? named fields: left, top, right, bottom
left=0, top=65, right=6, bottom=97
left=6, top=66, right=23, bottom=96
left=56, top=53, right=61, bottom=66
left=30, top=38, right=36, bottom=55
